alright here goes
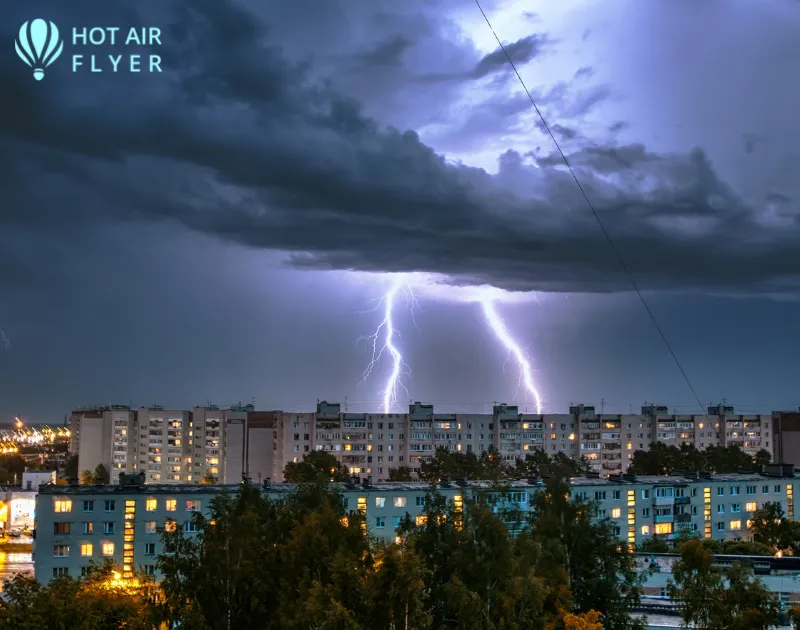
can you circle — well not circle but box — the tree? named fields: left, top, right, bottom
left=93, top=464, right=110, bottom=485
left=754, top=449, right=772, bottom=467
left=638, top=536, right=671, bottom=554
left=200, top=474, right=217, bottom=485
left=80, top=470, right=94, bottom=485
left=0, top=455, right=25, bottom=479
left=527, top=473, right=645, bottom=629
left=64, top=454, right=79, bottom=479
left=749, top=501, right=800, bottom=553
left=669, top=538, right=781, bottom=630
left=282, top=450, right=349, bottom=484
left=563, top=610, right=604, bottom=630
left=388, top=465, right=413, bottom=481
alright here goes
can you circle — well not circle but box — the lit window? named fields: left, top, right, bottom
left=146, top=498, right=157, bottom=511
left=164, top=520, right=177, bottom=533
left=393, top=497, right=407, bottom=508
left=654, top=523, right=673, bottom=535
left=165, top=499, right=177, bottom=512
left=746, top=502, right=757, bottom=512
left=375, top=497, right=386, bottom=508
left=145, top=521, right=157, bottom=534
left=641, top=525, right=650, bottom=535
left=415, top=515, right=427, bottom=526
left=102, top=543, right=114, bottom=556
left=730, top=520, right=742, bottom=531
left=80, top=543, right=93, bottom=557
left=185, top=500, right=201, bottom=511
left=54, top=498, right=72, bottom=513
left=612, top=508, right=621, bottom=518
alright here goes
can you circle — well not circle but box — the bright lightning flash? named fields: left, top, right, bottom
left=359, top=280, right=416, bottom=413
left=479, top=297, right=543, bottom=414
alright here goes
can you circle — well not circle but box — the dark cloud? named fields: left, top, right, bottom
left=1, top=0, right=799, bottom=298
left=350, top=36, right=414, bottom=69
left=471, top=34, right=549, bottom=78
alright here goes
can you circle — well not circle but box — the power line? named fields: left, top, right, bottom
left=473, top=0, right=708, bottom=419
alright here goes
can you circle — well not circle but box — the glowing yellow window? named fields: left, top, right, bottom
left=146, top=498, right=157, bottom=511
left=102, top=542, right=114, bottom=556
left=746, top=502, right=757, bottom=512
left=165, top=499, right=177, bottom=512
left=415, top=515, right=427, bottom=526
left=654, top=523, right=673, bottom=535
left=612, top=508, right=621, bottom=518
left=54, top=499, right=72, bottom=513
left=80, top=543, right=93, bottom=557
left=340, top=516, right=349, bottom=527
left=357, top=497, right=367, bottom=514
left=164, top=521, right=177, bottom=533
left=640, top=525, right=650, bottom=535
left=730, top=520, right=742, bottom=531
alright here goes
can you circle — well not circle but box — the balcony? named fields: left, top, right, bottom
left=674, top=496, right=690, bottom=505
left=654, top=514, right=674, bottom=523
left=676, top=513, right=691, bottom=523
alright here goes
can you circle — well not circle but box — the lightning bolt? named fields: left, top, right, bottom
left=479, top=296, right=542, bottom=414
left=359, top=279, right=415, bottom=413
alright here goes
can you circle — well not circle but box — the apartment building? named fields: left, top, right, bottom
left=69, top=404, right=273, bottom=486
left=34, top=465, right=796, bottom=583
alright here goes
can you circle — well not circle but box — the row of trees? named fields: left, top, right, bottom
left=80, top=464, right=110, bottom=485
left=627, top=442, right=771, bottom=476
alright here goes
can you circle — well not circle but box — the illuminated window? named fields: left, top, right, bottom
left=612, top=508, right=621, bottom=518
left=164, top=521, right=177, bottom=533
left=746, top=502, right=757, bottom=512
left=375, top=497, right=386, bottom=508
left=730, top=520, right=742, bottom=531
left=415, top=515, right=427, bottom=526
left=80, top=543, right=93, bottom=557
left=165, top=499, right=177, bottom=512
left=654, top=523, right=673, bottom=535
left=394, top=536, right=402, bottom=544
left=393, top=497, right=407, bottom=508
left=54, top=498, right=72, bottom=513
left=102, top=542, right=115, bottom=556
left=641, top=525, right=650, bottom=535
left=340, top=516, right=349, bottom=527
left=146, top=498, right=157, bottom=511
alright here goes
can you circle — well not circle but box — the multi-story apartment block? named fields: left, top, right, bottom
left=70, top=404, right=273, bottom=486
left=34, top=465, right=796, bottom=583
left=69, top=401, right=775, bottom=485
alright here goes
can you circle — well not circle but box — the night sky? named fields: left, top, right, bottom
left=2, top=1, right=799, bottom=423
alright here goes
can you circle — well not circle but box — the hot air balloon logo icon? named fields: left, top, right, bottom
left=15, top=19, right=64, bottom=81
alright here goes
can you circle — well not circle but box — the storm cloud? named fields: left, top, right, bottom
left=1, top=0, right=799, bottom=297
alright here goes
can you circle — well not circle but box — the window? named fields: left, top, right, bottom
left=655, top=487, right=674, bottom=498
left=53, top=522, right=71, bottom=535
left=654, top=523, right=673, bottom=535
left=54, top=498, right=72, bottom=513
left=104, top=500, right=116, bottom=512
left=641, top=525, right=650, bottom=535
left=83, top=500, right=94, bottom=512
left=415, top=496, right=426, bottom=507
left=641, top=490, right=650, bottom=499
left=746, top=486, right=756, bottom=495
left=375, top=516, right=386, bottom=528
left=103, top=522, right=115, bottom=534
left=611, top=508, right=621, bottom=518
left=691, top=488, right=698, bottom=497
left=165, top=520, right=177, bottom=533
left=641, top=507, right=650, bottom=517
left=52, top=567, right=69, bottom=577
left=185, top=500, right=201, bottom=511
left=762, top=485, right=769, bottom=493
left=375, top=497, right=386, bottom=508
left=165, top=499, right=177, bottom=512
left=716, top=522, right=725, bottom=531
left=731, top=503, right=741, bottom=513
left=730, top=486, right=740, bottom=496
left=717, top=505, right=724, bottom=514
left=717, top=487, right=724, bottom=496
left=392, top=516, right=401, bottom=528
left=746, top=502, right=757, bottom=512
left=594, top=491, right=607, bottom=500
left=146, top=498, right=157, bottom=511
left=393, top=497, right=407, bottom=508
left=184, top=521, right=198, bottom=533
left=612, top=490, right=621, bottom=500
left=415, top=515, right=427, bottom=526
left=82, top=522, right=93, bottom=535
left=775, top=485, right=782, bottom=493
left=730, top=520, right=742, bottom=530
left=102, top=542, right=115, bottom=556
left=145, top=543, right=156, bottom=555
left=80, top=543, right=93, bottom=557
left=145, top=521, right=157, bottom=534
left=144, top=565, right=156, bottom=576
left=53, top=545, right=70, bottom=557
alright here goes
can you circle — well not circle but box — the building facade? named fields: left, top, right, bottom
left=34, top=466, right=795, bottom=583
left=68, top=402, right=775, bottom=485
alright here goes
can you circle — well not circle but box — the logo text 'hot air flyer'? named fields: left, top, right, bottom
left=15, top=19, right=163, bottom=81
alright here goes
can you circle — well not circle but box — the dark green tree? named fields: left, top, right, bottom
left=749, top=501, right=800, bottom=553
left=387, top=465, right=414, bottom=481
left=93, top=464, right=110, bottom=484
left=669, top=538, right=781, bottom=630
left=282, top=450, right=349, bottom=483
left=64, top=454, right=79, bottom=479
